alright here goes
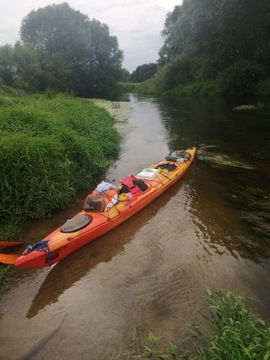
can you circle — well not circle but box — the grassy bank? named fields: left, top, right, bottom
left=133, top=79, right=217, bottom=97
left=132, top=290, right=270, bottom=359
left=133, top=77, right=270, bottom=97
left=0, top=92, right=121, bottom=240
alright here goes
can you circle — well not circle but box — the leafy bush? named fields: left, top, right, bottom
left=257, top=78, right=270, bottom=96
left=0, top=84, right=17, bottom=96
left=166, top=80, right=217, bottom=97
left=153, top=55, right=193, bottom=91
left=217, top=60, right=263, bottom=96
left=0, top=94, right=120, bottom=238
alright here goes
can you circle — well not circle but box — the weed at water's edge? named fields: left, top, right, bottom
left=130, top=289, right=270, bottom=360
left=199, top=289, right=270, bottom=359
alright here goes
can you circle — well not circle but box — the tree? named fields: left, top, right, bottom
left=19, top=2, right=123, bottom=97
left=158, top=0, right=270, bottom=80
left=131, top=63, right=158, bottom=82
left=159, top=5, right=183, bottom=66
left=12, top=42, right=42, bottom=90
left=85, top=18, right=123, bottom=96
left=0, top=45, right=14, bottom=86
left=118, top=68, right=131, bottom=82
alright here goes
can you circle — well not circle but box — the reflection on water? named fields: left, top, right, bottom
left=26, top=176, right=191, bottom=319
left=106, top=95, right=170, bottom=181
left=1, top=94, right=270, bottom=360
left=190, top=166, right=257, bottom=261
left=158, top=96, right=270, bottom=261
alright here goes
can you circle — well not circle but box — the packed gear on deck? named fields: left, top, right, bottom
left=83, top=181, right=119, bottom=212
left=165, top=150, right=191, bottom=162
left=120, top=175, right=148, bottom=196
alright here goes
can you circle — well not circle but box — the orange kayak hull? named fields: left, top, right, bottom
left=14, top=147, right=196, bottom=268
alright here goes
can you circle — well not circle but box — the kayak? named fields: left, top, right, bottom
left=1, top=147, right=196, bottom=268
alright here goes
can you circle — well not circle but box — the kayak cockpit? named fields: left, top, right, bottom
left=61, top=214, right=92, bottom=233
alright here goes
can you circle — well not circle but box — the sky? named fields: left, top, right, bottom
left=0, top=0, right=182, bottom=72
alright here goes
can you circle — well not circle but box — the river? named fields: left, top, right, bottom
left=0, top=94, right=270, bottom=359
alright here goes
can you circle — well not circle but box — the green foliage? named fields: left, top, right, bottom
left=132, top=327, right=191, bottom=360
left=0, top=84, right=17, bottom=96
left=118, top=68, right=131, bottom=82
left=131, top=63, right=158, bottom=83
left=159, top=5, right=183, bottom=66
left=131, top=290, right=270, bottom=360
left=0, top=134, right=74, bottom=220
left=0, top=45, right=14, bottom=86
left=199, top=290, right=270, bottom=359
left=153, top=55, right=193, bottom=91
left=153, top=0, right=270, bottom=96
left=160, top=0, right=270, bottom=70
left=119, top=82, right=141, bottom=93
left=256, top=78, right=270, bottom=96
left=166, top=80, right=217, bottom=97
left=217, top=60, right=263, bottom=96
left=0, top=93, right=120, bottom=239
left=0, top=3, right=123, bottom=98
left=12, top=43, right=42, bottom=90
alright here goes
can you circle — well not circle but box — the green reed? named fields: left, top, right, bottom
left=199, top=289, right=270, bottom=360
left=0, top=93, right=120, bottom=239
left=131, top=326, right=192, bottom=359
left=131, top=290, right=270, bottom=360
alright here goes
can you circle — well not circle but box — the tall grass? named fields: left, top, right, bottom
left=199, top=290, right=270, bottom=360
left=0, top=93, right=120, bottom=239
left=131, top=290, right=270, bottom=360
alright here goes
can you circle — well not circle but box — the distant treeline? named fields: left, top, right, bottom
left=1, top=1, right=270, bottom=96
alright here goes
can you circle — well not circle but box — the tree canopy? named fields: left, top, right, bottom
left=0, top=3, right=123, bottom=98
left=156, top=0, right=270, bottom=94
left=131, top=63, right=157, bottom=82
left=159, top=0, right=270, bottom=70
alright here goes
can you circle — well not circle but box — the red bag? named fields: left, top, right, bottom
left=120, top=175, right=148, bottom=196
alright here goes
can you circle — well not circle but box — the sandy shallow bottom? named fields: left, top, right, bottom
left=90, top=98, right=133, bottom=136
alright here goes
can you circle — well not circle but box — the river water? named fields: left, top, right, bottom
left=1, top=94, right=270, bottom=359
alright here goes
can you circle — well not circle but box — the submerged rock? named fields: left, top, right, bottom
left=197, top=147, right=255, bottom=170
left=233, top=103, right=264, bottom=111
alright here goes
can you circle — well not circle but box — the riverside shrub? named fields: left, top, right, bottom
left=0, top=93, right=120, bottom=238
left=217, top=60, right=263, bottom=96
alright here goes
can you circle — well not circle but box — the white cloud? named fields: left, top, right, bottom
left=0, top=0, right=182, bottom=72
